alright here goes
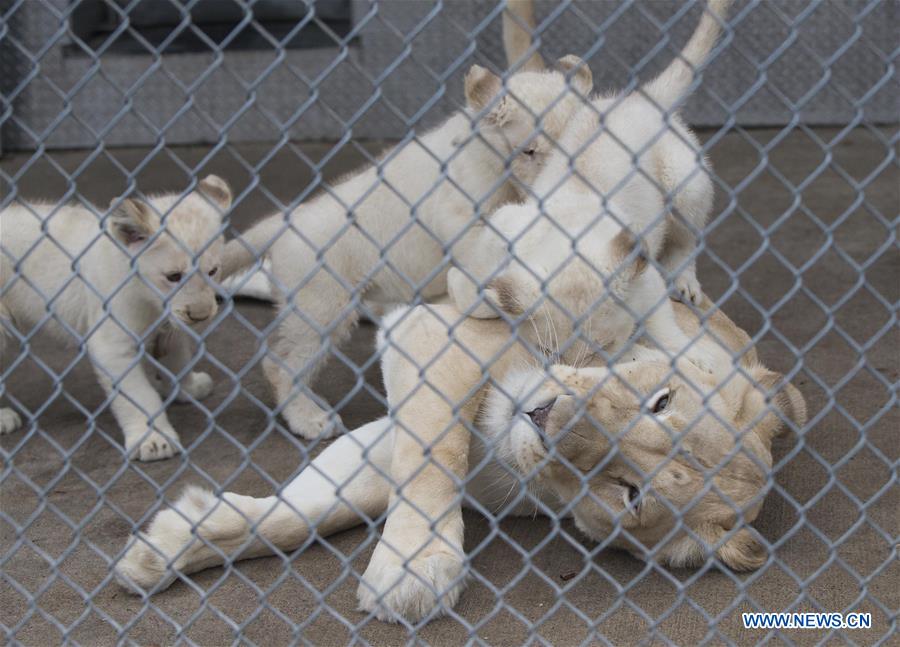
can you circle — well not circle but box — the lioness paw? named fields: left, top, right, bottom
left=116, top=486, right=223, bottom=594
left=0, top=407, right=22, bottom=434
left=115, top=532, right=179, bottom=593
left=358, top=551, right=466, bottom=623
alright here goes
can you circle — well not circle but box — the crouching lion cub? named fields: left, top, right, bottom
left=116, top=298, right=805, bottom=623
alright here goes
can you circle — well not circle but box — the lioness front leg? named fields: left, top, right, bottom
left=359, top=306, right=514, bottom=622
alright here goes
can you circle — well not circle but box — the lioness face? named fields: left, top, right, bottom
left=109, top=176, right=232, bottom=325
left=483, top=358, right=804, bottom=572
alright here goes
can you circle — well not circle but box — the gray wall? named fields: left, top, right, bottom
left=2, top=0, right=897, bottom=152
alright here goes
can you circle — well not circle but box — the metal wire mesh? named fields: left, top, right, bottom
left=1, top=0, right=897, bottom=644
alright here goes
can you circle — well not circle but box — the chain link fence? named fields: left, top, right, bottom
left=1, top=0, right=897, bottom=644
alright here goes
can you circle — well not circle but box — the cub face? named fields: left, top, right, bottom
left=108, top=175, right=232, bottom=325
left=464, top=56, right=593, bottom=191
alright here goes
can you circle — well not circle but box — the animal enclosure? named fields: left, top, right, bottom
left=1, top=1, right=897, bottom=645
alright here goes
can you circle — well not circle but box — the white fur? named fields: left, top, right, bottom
left=447, top=0, right=732, bottom=369
left=222, top=64, right=593, bottom=439
left=0, top=177, right=230, bottom=460
left=524, top=0, right=732, bottom=302
left=219, top=259, right=399, bottom=325
left=218, top=258, right=276, bottom=302
left=117, top=0, right=737, bottom=613
left=114, top=300, right=801, bottom=622
left=116, top=417, right=395, bottom=590
left=447, top=193, right=717, bottom=373
left=0, top=407, right=21, bottom=434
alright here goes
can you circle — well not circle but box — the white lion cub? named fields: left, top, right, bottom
left=0, top=176, right=231, bottom=461
left=448, top=0, right=732, bottom=367
left=221, top=61, right=593, bottom=439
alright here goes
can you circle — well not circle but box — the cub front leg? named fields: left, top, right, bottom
left=88, top=330, right=181, bottom=461
left=152, top=323, right=214, bottom=404
left=447, top=267, right=501, bottom=319
left=0, top=313, right=23, bottom=434
left=659, top=216, right=702, bottom=305
left=645, top=299, right=716, bottom=374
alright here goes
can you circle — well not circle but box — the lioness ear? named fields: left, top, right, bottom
left=556, top=55, right=592, bottom=96
left=740, top=367, right=807, bottom=442
left=716, top=528, right=766, bottom=572
left=465, top=64, right=506, bottom=118
left=109, top=198, right=156, bottom=248
left=198, top=174, right=232, bottom=212
left=609, top=228, right=649, bottom=279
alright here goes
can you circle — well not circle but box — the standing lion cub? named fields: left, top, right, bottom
left=0, top=176, right=231, bottom=461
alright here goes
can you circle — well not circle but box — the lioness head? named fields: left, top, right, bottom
left=465, top=56, right=592, bottom=189
left=482, top=355, right=806, bottom=571
left=108, top=175, right=232, bottom=325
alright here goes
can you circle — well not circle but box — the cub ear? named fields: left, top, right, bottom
left=108, top=198, right=156, bottom=248
left=715, top=528, right=767, bottom=572
left=556, top=55, right=592, bottom=96
left=740, top=367, right=807, bottom=442
left=465, top=64, right=506, bottom=118
left=198, top=174, right=232, bottom=212
left=485, top=270, right=541, bottom=317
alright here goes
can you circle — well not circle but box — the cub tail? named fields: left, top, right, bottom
left=643, top=0, right=732, bottom=111
left=221, top=215, right=285, bottom=279
left=503, top=0, right=545, bottom=71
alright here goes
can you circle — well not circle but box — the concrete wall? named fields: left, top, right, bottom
left=1, top=0, right=897, bottom=152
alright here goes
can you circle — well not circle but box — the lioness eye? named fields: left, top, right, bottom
left=166, top=272, right=183, bottom=283
left=627, top=484, right=640, bottom=505
left=208, top=267, right=218, bottom=277
left=649, top=388, right=671, bottom=414
left=523, top=148, right=536, bottom=157
left=619, top=479, right=641, bottom=511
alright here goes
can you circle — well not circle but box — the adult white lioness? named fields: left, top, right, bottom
left=117, top=299, right=805, bottom=623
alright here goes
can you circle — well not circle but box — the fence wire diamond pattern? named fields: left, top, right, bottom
left=1, top=0, right=897, bottom=645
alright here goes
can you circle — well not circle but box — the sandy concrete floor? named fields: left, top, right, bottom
left=1, top=126, right=897, bottom=645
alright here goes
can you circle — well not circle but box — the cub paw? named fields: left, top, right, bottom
left=447, top=267, right=500, bottom=319
left=687, top=348, right=718, bottom=375
left=128, top=430, right=182, bottom=462
left=177, top=371, right=214, bottom=403
left=357, top=551, right=466, bottom=623
left=674, top=271, right=702, bottom=305
left=282, top=395, right=343, bottom=440
left=0, top=407, right=22, bottom=434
